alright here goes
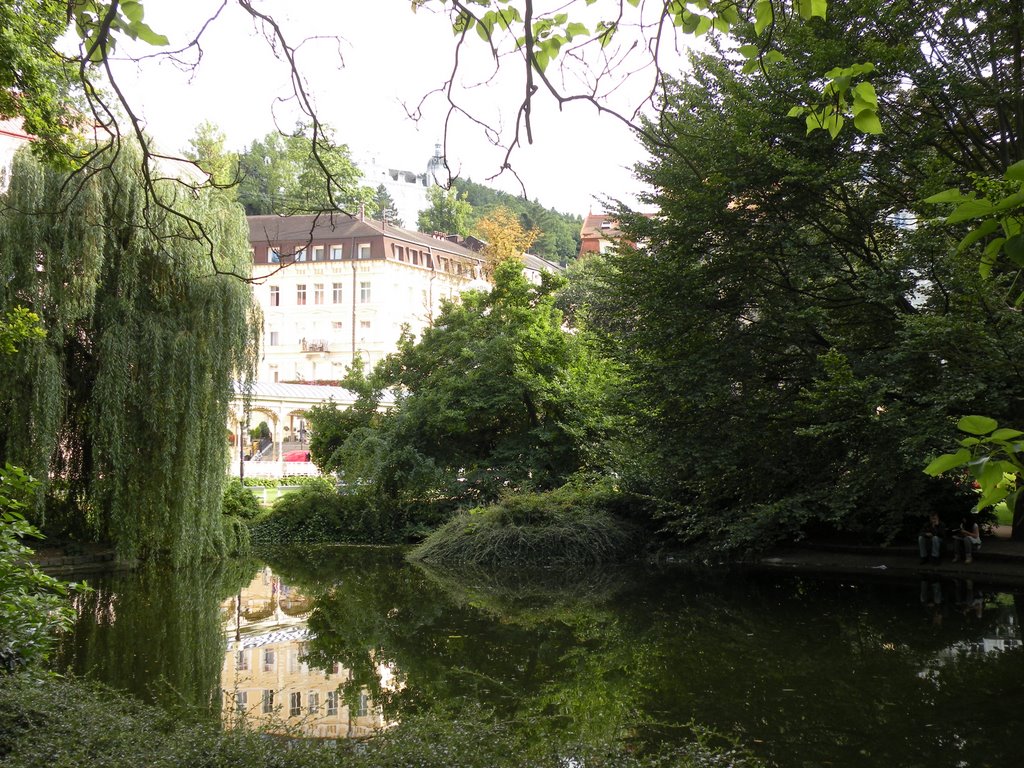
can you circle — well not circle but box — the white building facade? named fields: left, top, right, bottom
left=249, top=213, right=486, bottom=383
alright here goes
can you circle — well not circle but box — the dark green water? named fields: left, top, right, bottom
left=57, top=547, right=1024, bottom=768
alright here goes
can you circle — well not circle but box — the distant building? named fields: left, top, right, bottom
left=249, top=213, right=486, bottom=383
left=0, top=119, right=32, bottom=190
left=522, top=252, right=564, bottom=285
left=354, top=144, right=446, bottom=228
left=578, top=212, right=622, bottom=257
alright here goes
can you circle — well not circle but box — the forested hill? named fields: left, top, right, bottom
left=451, top=177, right=583, bottom=265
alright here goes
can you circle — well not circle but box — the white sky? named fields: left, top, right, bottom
left=106, top=0, right=676, bottom=216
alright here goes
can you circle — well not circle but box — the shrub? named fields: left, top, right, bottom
left=221, top=478, right=261, bottom=520
left=0, top=464, right=76, bottom=671
left=410, top=478, right=646, bottom=569
left=249, top=486, right=407, bottom=545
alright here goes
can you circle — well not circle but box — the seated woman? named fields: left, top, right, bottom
left=952, top=512, right=981, bottom=564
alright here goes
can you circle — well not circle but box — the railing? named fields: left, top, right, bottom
left=236, top=461, right=320, bottom=478
left=300, top=338, right=329, bottom=352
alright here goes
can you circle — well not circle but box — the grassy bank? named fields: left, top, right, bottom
left=0, top=674, right=763, bottom=768
left=410, top=481, right=649, bottom=568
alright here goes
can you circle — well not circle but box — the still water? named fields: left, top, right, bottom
left=56, top=547, right=1023, bottom=768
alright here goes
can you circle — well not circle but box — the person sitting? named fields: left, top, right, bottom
left=918, top=512, right=946, bottom=564
left=952, top=512, right=981, bottom=564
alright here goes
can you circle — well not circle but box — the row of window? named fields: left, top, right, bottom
left=267, top=321, right=371, bottom=348
left=269, top=282, right=371, bottom=307
left=268, top=243, right=371, bottom=263
left=229, top=689, right=366, bottom=718
left=266, top=243, right=476, bottom=276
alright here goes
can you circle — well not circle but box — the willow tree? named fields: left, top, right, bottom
left=0, top=143, right=259, bottom=564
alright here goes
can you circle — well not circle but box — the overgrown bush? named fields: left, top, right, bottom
left=222, top=478, right=261, bottom=520
left=410, top=478, right=647, bottom=569
left=0, top=464, right=75, bottom=671
left=0, top=674, right=766, bottom=768
left=249, top=486, right=407, bottom=545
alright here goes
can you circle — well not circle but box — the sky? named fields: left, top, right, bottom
left=107, top=0, right=676, bottom=216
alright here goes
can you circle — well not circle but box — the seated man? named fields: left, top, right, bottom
left=918, top=512, right=946, bottom=564
left=952, top=512, right=981, bottom=564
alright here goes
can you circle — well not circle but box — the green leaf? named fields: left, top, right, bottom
left=851, top=82, right=878, bottom=108
left=924, top=448, right=971, bottom=476
left=991, top=428, right=1024, bottom=441
left=805, top=113, right=822, bottom=134
left=1004, top=234, right=1024, bottom=266
left=959, top=437, right=980, bottom=447
left=1005, top=160, right=1024, bottom=182
left=925, top=188, right=972, bottom=204
left=946, top=199, right=996, bottom=224
left=738, top=44, right=760, bottom=59
left=991, top=190, right=1024, bottom=213
left=810, top=0, right=828, bottom=19
left=975, top=484, right=1010, bottom=511
left=121, top=0, right=143, bottom=23
left=754, top=0, right=773, bottom=35
left=565, top=22, right=588, bottom=40
left=764, top=50, right=786, bottom=64
left=853, top=110, right=882, bottom=134
left=955, top=219, right=999, bottom=253
left=787, top=106, right=806, bottom=118
left=826, top=113, right=844, bottom=139
left=958, top=415, right=999, bottom=435
left=130, top=21, right=169, bottom=46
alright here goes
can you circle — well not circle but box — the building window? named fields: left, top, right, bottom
left=356, top=692, right=368, bottom=717
left=269, top=331, right=280, bottom=347
left=393, top=244, right=404, bottom=261
left=268, top=247, right=281, bottom=263
left=331, top=321, right=343, bottom=331
left=308, top=691, right=320, bottom=715
left=262, top=690, right=274, bottom=714
left=312, top=245, right=324, bottom=261
left=330, top=245, right=343, bottom=260
left=326, top=691, right=338, bottom=717
left=289, top=691, right=302, bottom=717
left=332, top=283, right=343, bottom=303
left=234, top=691, right=248, bottom=711
left=314, top=283, right=324, bottom=305
left=294, top=248, right=307, bottom=262
left=235, top=650, right=249, bottom=671
left=357, top=243, right=371, bottom=259
left=263, top=649, right=275, bottom=672
left=359, top=320, right=371, bottom=330
left=412, top=251, right=420, bottom=266
left=269, top=285, right=280, bottom=306
left=359, top=281, right=371, bottom=303
left=287, top=649, right=299, bottom=674
left=297, top=284, right=306, bottom=305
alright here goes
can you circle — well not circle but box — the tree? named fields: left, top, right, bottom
left=585, top=1, right=1024, bottom=548
left=237, top=125, right=370, bottom=216
left=185, top=120, right=238, bottom=190
left=417, top=185, right=473, bottom=236
left=310, top=260, right=605, bottom=510
left=370, top=184, right=403, bottom=226
left=474, top=205, right=540, bottom=276
left=0, top=142, right=259, bottom=563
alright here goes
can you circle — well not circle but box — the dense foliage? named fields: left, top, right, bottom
left=0, top=465, right=74, bottom=671
left=308, top=259, right=615, bottom=531
left=0, top=143, right=260, bottom=563
left=579, top=0, right=1024, bottom=548
left=451, top=177, right=583, bottom=264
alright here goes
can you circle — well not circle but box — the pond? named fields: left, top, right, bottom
left=56, top=547, right=1023, bottom=768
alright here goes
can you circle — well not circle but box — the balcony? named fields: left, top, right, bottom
left=300, top=338, right=329, bottom=353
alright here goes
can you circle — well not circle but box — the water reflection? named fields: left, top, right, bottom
left=219, top=566, right=396, bottom=739
left=57, top=549, right=1024, bottom=767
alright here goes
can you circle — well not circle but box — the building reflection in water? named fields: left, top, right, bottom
left=220, top=566, right=399, bottom=739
